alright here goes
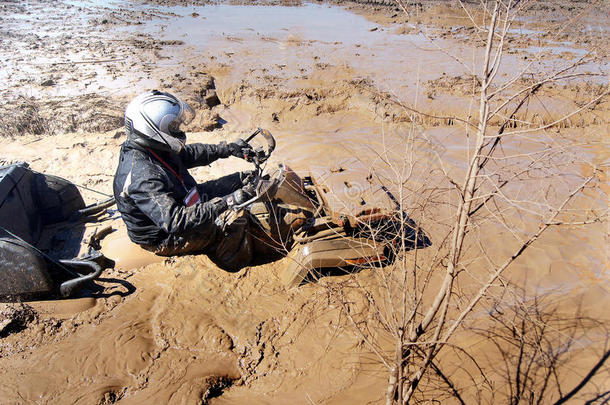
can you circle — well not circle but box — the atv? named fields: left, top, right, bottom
left=0, top=129, right=429, bottom=300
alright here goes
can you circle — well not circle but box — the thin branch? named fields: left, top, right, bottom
left=440, top=174, right=597, bottom=347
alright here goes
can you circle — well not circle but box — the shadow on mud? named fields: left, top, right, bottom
left=77, top=277, right=136, bottom=299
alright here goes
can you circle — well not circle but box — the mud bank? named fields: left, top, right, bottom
left=0, top=0, right=608, bottom=403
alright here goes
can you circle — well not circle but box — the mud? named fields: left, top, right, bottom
left=0, top=0, right=608, bottom=403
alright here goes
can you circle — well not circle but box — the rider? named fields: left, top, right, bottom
left=113, top=90, right=256, bottom=270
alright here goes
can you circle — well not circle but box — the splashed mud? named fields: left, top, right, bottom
left=0, top=0, right=608, bottom=403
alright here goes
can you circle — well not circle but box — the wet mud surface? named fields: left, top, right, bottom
left=0, top=0, right=608, bottom=403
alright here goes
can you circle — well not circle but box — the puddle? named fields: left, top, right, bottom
left=120, top=2, right=439, bottom=89
left=116, top=2, right=600, bottom=100
left=524, top=45, right=590, bottom=57
left=507, top=27, right=543, bottom=35
left=65, top=0, right=126, bottom=8
left=155, top=3, right=382, bottom=44
left=3, top=1, right=598, bottom=102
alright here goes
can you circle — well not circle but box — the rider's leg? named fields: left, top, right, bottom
left=142, top=224, right=221, bottom=256
left=142, top=211, right=254, bottom=272
left=207, top=211, right=253, bottom=272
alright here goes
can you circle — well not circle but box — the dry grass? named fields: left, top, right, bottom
left=0, top=96, right=49, bottom=137
left=0, top=94, right=124, bottom=137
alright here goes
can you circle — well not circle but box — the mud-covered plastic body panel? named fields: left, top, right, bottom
left=0, top=163, right=43, bottom=245
left=0, top=237, right=54, bottom=298
left=280, top=237, right=386, bottom=288
left=0, top=163, right=86, bottom=244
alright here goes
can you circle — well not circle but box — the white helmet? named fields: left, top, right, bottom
left=124, top=90, right=195, bottom=153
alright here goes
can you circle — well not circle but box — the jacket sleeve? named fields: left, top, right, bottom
left=128, top=167, right=227, bottom=235
left=180, top=142, right=231, bottom=169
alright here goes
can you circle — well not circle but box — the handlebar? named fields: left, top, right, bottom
left=58, top=259, right=103, bottom=297
left=229, top=128, right=280, bottom=211
left=231, top=163, right=286, bottom=211
left=243, top=128, right=276, bottom=165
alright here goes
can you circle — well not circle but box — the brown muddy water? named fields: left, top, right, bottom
left=0, top=0, right=608, bottom=404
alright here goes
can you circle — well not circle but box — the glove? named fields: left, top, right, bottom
left=239, top=170, right=256, bottom=185
left=209, top=196, right=229, bottom=214
left=228, top=138, right=253, bottom=160
left=223, top=184, right=256, bottom=208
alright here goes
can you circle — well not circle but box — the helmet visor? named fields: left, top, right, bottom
left=168, top=100, right=195, bottom=134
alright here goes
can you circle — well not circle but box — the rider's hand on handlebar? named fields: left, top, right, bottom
left=229, top=138, right=254, bottom=161
left=240, top=170, right=256, bottom=185
left=223, top=184, right=256, bottom=208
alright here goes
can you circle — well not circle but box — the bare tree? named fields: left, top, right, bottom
left=315, top=0, right=609, bottom=403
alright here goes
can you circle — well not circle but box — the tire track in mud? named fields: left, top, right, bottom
left=0, top=261, right=242, bottom=404
left=0, top=251, right=380, bottom=403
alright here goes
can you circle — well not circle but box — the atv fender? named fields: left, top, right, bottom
left=281, top=237, right=386, bottom=288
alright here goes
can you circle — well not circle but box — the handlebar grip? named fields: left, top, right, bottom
left=244, top=129, right=260, bottom=143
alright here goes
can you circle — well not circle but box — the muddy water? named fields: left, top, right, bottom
left=141, top=2, right=605, bottom=122
left=0, top=1, right=608, bottom=404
